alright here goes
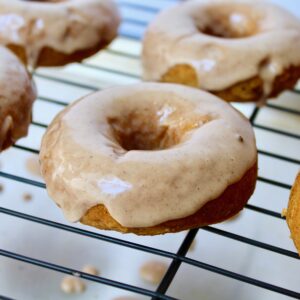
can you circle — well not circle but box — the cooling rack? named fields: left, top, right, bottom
left=0, top=0, right=300, bottom=299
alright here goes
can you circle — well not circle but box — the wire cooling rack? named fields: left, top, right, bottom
left=0, top=0, right=300, bottom=299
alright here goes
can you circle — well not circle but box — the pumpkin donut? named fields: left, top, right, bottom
left=0, top=0, right=120, bottom=67
left=0, top=46, right=36, bottom=151
left=142, top=0, right=300, bottom=103
left=40, top=83, right=258, bottom=235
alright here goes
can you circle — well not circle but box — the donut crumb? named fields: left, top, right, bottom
left=82, top=265, right=99, bottom=276
left=26, top=155, right=41, bottom=177
left=61, top=275, right=86, bottom=294
left=0, top=183, right=4, bottom=193
left=139, top=260, right=167, bottom=285
left=23, top=193, right=33, bottom=202
left=238, top=135, right=244, bottom=143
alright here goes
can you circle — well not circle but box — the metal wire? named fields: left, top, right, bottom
left=1, top=1, right=300, bottom=299
left=0, top=296, right=15, bottom=300
left=0, top=249, right=176, bottom=300
left=154, top=230, right=199, bottom=298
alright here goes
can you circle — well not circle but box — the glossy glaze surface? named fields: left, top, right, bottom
left=40, top=83, right=257, bottom=227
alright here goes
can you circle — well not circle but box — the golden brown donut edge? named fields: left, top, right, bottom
left=81, top=162, right=258, bottom=235
left=7, top=37, right=114, bottom=68
left=160, top=64, right=300, bottom=103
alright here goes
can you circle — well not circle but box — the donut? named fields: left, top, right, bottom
left=40, top=83, right=258, bottom=235
left=286, top=172, right=300, bottom=255
left=0, top=46, right=36, bottom=151
left=0, top=0, right=120, bottom=67
left=142, top=0, right=300, bottom=103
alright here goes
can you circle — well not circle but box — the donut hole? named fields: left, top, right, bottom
left=108, top=111, right=179, bottom=151
left=196, top=5, right=260, bottom=38
left=108, top=108, right=209, bottom=151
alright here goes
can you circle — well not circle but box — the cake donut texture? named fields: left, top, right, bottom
left=286, top=172, right=300, bottom=255
left=40, top=83, right=258, bottom=235
left=142, top=0, right=300, bottom=103
left=0, top=46, right=36, bottom=151
left=0, top=0, right=120, bottom=67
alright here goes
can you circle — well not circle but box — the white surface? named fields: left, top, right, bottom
left=0, top=0, right=300, bottom=299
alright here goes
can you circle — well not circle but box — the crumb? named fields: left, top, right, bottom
left=139, top=260, right=167, bottom=285
left=61, top=275, right=86, bottom=294
left=188, top=239, right=196, bottom=252
left=238, top=135, right=244, bottom=143
left=82, top=265, right=99, bottom=276
left=23, top=193, right=32, bottom=202
left=282, top=208, right=287, bottom=217
left=0, top=183, right=4, bottom=193
left=26, top=155, right=41, bottom=177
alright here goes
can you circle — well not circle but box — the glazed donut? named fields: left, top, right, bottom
left=40, top=83, right=257, bottom=235
left=0, top=46, right=36, bottom=151
left=142, top=0, right=300, bottom=103
left=286, top=172, right=300, bottom=255
left=0, top=0, right=120, bottom=67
